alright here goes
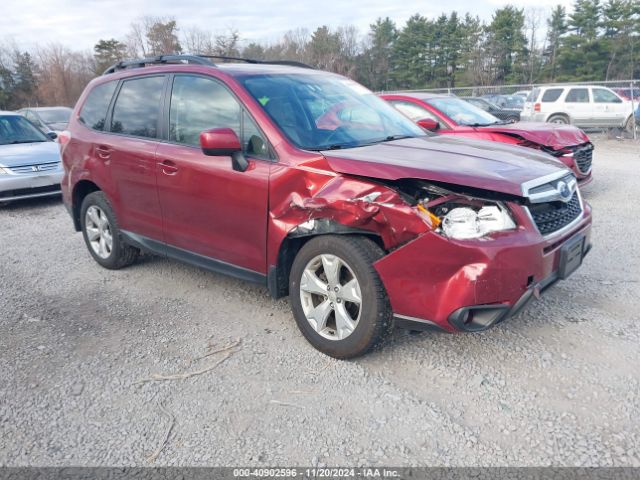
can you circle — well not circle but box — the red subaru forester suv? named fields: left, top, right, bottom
left=61, top=55, right=592, bottom=358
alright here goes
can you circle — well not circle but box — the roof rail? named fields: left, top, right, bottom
left=102, top=55, right=215, bottom=75
left=197, top=55, right=314, bottom=69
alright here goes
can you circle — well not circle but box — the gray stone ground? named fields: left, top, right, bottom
left=0, top=137, right=638, bottom=467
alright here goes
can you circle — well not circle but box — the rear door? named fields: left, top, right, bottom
left=155, top=74, right=271, bottom=274
left=563, top=88, right=592, bottom=126
left=102, top=75, right=166, bottom=241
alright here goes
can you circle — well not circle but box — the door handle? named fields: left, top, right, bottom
left=96, top=145, right=112, bottom=160
left=160, top=160, right=179, bottom=175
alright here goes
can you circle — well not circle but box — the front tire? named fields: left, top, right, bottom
left=289, top=235, right=393, bottom=359
left=80, top=191, right=139, bottom=269
left=625, top=115, right=636, bottom=134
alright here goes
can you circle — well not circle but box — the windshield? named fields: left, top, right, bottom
left=238, top=73, right=424, bottom=150
left=427, top=97, right=500, bottom=126
left=0, top=115, right=49, bottom=145
left=37, top=108, right=72, bottom=125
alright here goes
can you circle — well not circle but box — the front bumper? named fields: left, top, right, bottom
left=0, top=171, right=63, bottom=202
left=374, top=201, right=592, bottom=333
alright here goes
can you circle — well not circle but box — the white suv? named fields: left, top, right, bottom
left=522, top=85, right=634, bottom=130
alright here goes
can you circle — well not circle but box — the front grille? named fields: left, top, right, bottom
left=528, top=191, right=582, bottom=235
left=8, top=162, right=60, bottom=174
left=572, top=145, right=593, bottom=174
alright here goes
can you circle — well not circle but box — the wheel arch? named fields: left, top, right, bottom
left=267, top=219, right=385, bottom=299
left=72, top=180, right=101, bottom=231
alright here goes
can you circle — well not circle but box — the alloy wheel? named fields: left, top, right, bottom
left=85, top=205, right=113, bottom=259
left=299, top=254, right=362, bottom=341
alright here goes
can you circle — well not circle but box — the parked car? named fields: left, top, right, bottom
left=482, top=94, right=524, bottom=110
left=61, top=55, right=592, bottom=358
left=514, top=90, right=531, bottom=99
left=17, top=106, right=73, bottom=136
left=0, top=111, right=63, bottom=204
left=522, top=85, right=634, bottom=131
left=463, top=97, right=521, bottom=122
left=381, top=93, right=594, bottom=185
left=612, top=87, right=640, bottom=102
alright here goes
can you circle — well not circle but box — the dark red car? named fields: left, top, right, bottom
left=61, top=55, right=592, bottom=358
left=381, top=93, right=594, bottom=185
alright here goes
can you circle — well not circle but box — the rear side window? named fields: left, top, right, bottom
left=566, top=88, right=589, bottom=103
left=111, top=76, right=165, bottom=138
left=541, top=88, right=563, bottom=102
left=527, top=88, right=540, bottom=102
left=79, top=81, right=117, bottom=130
left=593, top=88, right=622, bottom=103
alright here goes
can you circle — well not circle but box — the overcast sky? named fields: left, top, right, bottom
left=3, top=0, right=576, bottom=52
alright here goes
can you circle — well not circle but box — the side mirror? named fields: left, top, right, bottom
left=200, top=128, right=248, bottom=172
left=417, top=118, right=439, bottom=132
left=46, top=131, right=58, bottom=140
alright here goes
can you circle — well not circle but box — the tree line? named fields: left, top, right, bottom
left=0, top=0, right=638, bottom=110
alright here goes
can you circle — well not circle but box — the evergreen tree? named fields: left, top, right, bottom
left=12, top=51, right=38, bottom=107
left=94, top=39, right=127, bottom=74
left=543, top=6, right=567, bottom=81
left=485, top=6, right=528, bottom=83
left=392, top=14, right=431, bottom=88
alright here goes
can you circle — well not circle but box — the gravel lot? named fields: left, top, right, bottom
left=1, top=137, right=639, bottom=467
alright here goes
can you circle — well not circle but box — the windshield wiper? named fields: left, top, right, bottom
left=466, top=122, right=499, bottom=127
left=8, top=140, right=45, bottom=144
left=312, top=135, right=414, bottom=151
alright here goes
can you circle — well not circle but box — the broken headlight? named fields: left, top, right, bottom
left=418, top=198, right=516, bottom=240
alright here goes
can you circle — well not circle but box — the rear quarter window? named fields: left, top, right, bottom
left=79, top=81, right=118, bottom=131
left=541, top=88, right=563, bottom=103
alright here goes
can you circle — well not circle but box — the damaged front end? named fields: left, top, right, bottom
left=268, top=160, right=591, bottom=333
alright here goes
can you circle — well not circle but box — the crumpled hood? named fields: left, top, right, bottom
left=0, top=141, right=61, bottom=167
left=322, top=135, right=568, bottom=197
left=476, top=121, right=590, bottom=150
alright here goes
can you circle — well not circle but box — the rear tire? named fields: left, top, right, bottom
left=548, top=114, right=569, bottom=125
left=289, top=235, right=393, bottom=359
left=80, top=191, right=139, bottom=269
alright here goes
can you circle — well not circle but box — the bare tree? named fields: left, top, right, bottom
left=525, top=8, right=545, bottom=83
left=35, top=43, right=94, bottom=107
left=213, top=28, right=240, bottom=57
left=182, top=26, right=213, bottom=54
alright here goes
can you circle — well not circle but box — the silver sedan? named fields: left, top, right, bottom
left=0, top=111, right=63, bottom=204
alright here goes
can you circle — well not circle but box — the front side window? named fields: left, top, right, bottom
left=238, top=73, right=424, bottom=151
left=111, top=76, right=165, bottom=138
left=25, top=111, right=42, bottom=126
left=428, top=97, right=501, bottom=126
left=593, top=88, right=622, bottom=103
left=169, top=75, right=271, bottom=159
left=565, top=88, right=589, bottom=103
left=391, top=100, right=439, bottom=123
left=80, top=82, right=117, bottom=131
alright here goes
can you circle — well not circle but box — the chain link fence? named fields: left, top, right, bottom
left=385, top=80, right=639, bottom=139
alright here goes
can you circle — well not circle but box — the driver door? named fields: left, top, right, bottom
left=155, top=74, right=272, bottom=275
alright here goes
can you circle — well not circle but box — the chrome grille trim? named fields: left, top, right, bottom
left=7, top=162, right=61, bottom=174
